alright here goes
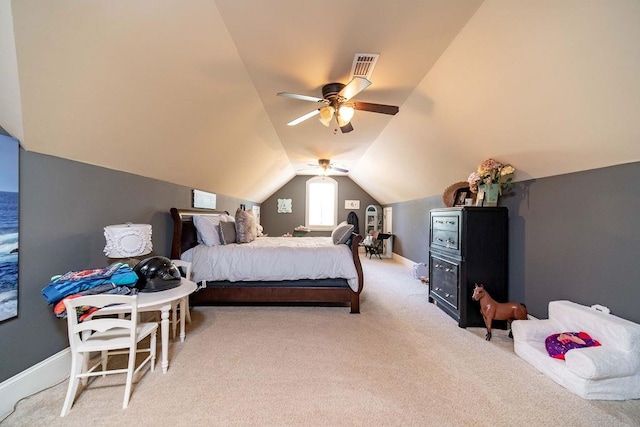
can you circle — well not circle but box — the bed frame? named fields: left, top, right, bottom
left=170, top=207, right=364, bottom=313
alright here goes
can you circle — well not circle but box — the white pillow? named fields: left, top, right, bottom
left=193, top=215, right=226, bottom=246
left=331, top=221, right=354, bottom=245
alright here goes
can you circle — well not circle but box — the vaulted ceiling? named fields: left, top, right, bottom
left=2, top=1, right=639, bottom=204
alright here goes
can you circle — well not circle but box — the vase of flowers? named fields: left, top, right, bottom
left=467, top=159, right=515, bottom=206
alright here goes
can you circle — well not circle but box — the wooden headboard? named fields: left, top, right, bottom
left=170, top=207, right=229, bottom=259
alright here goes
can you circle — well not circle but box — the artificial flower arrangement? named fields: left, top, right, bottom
left=467, top=158, right=515, bottom=194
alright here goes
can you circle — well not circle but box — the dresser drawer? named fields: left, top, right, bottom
left=430, top=256, right=458, bottom=309
left=431, top=214, right=460, bottom=251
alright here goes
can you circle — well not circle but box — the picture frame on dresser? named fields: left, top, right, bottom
left=454, top=188, right=469, bottom=206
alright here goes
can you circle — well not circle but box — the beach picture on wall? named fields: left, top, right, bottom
left=0, top=135, right=19, bottom=322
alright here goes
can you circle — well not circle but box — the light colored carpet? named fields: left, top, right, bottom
left=3, top=256, right=640, bottom=426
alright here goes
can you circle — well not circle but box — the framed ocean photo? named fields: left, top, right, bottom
left=0, top=135, right=19, bottom=322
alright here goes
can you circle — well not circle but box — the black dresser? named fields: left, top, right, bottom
left=428, top=207, right=509, bottom=328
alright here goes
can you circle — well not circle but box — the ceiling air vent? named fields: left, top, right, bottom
left=349, top=53, right=380, bottom=80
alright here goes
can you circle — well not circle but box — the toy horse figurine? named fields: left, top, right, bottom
left=471, top=284, right=527, bottom=341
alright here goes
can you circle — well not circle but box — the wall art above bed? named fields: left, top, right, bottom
left=193, top=189, right=217, bottom=209
left=277, top=198, right=292, bottom=213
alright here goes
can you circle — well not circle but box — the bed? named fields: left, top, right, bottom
left=170, top=208, right=364, bottom=313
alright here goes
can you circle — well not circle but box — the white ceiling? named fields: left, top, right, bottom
left=3, top=1, right=640, bottom=204
left=213, top=0, right=483, bottom=174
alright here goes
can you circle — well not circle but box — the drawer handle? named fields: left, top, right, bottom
left=435, top=238, right=456, bottom=246
left=434, top=264, right=454, bottom=273
left=445, top=293, right=451, bottom=298
left=445, top=220, right=455, bottom=225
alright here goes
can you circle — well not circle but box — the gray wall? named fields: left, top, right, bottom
left=3, top=150, right=640, bottom=383
left=260, top=175, right=380, bottom=237
left=0, top=150, right=255, bottom=382
left=389, top=196, right=443, bottom=264
left=390, top=161, right=640, bottom=324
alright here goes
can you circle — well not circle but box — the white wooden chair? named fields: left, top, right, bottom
left=170, top=260, right=192, bottom=339
left=60, top=294, right=158, bottom=417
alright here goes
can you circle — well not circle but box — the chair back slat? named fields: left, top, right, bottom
left=171, top=260, right=192, bottom=280
left=75, top=318, right=134, bottom=334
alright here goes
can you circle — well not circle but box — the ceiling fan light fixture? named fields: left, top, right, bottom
left=318, top=106, right=335, bottom=126
left=337, top=105, right=354, bottom=126
left=318, top=159, right=330, bottom=175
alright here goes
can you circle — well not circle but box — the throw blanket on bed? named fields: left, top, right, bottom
left=181, top=236, right=359, bottom=291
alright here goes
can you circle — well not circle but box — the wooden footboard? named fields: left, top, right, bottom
left=170, top=208, right=364, bottom=313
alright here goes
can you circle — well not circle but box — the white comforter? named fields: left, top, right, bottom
left=181, top=237, right=359, bottom=291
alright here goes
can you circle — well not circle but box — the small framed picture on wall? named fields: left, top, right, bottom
left=345, top=200, right=360, bottom=209
left=277, top=198, right=292, bottom=213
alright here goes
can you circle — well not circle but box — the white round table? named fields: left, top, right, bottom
left=98, top=278, right=197, bottom=373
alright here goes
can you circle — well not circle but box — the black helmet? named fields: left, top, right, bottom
left=133, top=256, right=182, bottom=293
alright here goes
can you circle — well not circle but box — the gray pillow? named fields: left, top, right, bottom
left=219, top=220, right=237, bottom=244
left=331, top=221, right=354, bottom=245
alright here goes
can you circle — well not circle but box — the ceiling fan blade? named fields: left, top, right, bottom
left=330, top=165, right=349, bottom=173
left=340, top=122, right=354, bottom=133
left=353, top=101, right=399, bottom=115
left=287, top=109, right=320, bottom=126
left=297, top=166, right=317, bottom=172
left=338, top=77, right=371, bottom=101
left=277, top=92, right=326, bottom=103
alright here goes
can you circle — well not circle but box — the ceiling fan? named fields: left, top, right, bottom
left=277, top=76, right=399, bottom=133
left=299, top=159, right=349, bottom=174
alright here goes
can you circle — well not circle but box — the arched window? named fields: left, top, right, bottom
left=306, top=176, right=337, bottom=231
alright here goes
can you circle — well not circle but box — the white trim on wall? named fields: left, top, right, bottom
left=0, top=348, right=70, bottom=420
left=391, top=252, right=414, bottom=269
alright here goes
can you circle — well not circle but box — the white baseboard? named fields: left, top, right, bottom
left=0, top=348, right=70, bottom=420
left=391, top=253, right=415, bottom=268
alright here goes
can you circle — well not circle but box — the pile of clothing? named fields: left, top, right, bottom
left=42, top=263, right=140, bottom=321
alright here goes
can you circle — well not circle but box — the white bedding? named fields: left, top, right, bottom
left=181, top=236, right=359, bottom=291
